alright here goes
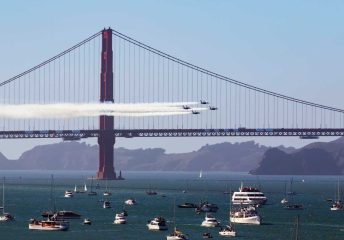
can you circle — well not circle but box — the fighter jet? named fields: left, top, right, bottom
left=200, top=100, right=209, bottom=105
left=209, top=106, right=218, bottom=110
left=192, top=110, right=200, bottom=114
left=183, top=105, right=191, bottom=110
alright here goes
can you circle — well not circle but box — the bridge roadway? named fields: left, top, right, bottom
left=0, top=128, right=344, bottom=139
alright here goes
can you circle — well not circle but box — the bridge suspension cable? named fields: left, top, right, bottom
left=0, top=27, right=343, bottom=133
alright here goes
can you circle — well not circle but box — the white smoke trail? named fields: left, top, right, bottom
left=0, top=102, right=208, bottom=119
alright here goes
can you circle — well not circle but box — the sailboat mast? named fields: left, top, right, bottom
left=229, top=187, right=232, bottom=225
left=337, top=177, right=340, bottom=202
left=50, top=174, right=56, bottom=212
left=173, top=197, right=176, bottom=231
left=2, top=177, right=5, bottom=215
left=295, top=215, right=299, bottom=240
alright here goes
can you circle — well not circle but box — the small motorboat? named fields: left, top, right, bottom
left=331, top=201, right=343, bottom=211
left=124, top=198, right=137, bottom=205
left=147, top=216, right=168, bottom=231
left=201, top=213, right=220, bottom=227
left=219, top=225, right=236, bottom=237
left=64, top=190, right=73, bottom=198
left=103, top=191, right=111, bottom=196
left=103, top=200, right=111, bottom=209
left=83, top=218, right=91, bottom=225
left=0, top=213, right=14, bottom=222
left=202, top=232, right=213, bottom=238
left=166, top=228, right=189, bottom=240
left=178, top=202, right=197, bottom=209
left=113, top=213, right=126, bottom=224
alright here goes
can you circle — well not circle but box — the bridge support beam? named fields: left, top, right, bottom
left=96, top=28, right=117, bottom=180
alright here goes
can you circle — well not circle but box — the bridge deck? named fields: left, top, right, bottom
left=0, top=128, right=343, bottom=139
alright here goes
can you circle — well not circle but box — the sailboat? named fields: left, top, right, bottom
left=29, top=175, right=69, bottom=231
left=103, top=179, right=111, bottom=196
left=281, top=181, right=289, bottom=204
left=166, top=198, right=189, bottom=240
left=199, top=170, right=203, bottom=179
left=0, top=177, right=14, bottom=222
left=284, top=179, right=303, bottom=210
left=88, top=176, right=97, bottom=196
left=287, top=177, right=296, bottom=196
left=330, top=177, right=343, bottom=211
left=219, top=191, right=236, bottom=237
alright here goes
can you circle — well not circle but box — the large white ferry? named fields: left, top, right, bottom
left=231, top=182, right=267, bottom=206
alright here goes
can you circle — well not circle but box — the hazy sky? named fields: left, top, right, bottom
left=0, top=0, right=343, bottom=159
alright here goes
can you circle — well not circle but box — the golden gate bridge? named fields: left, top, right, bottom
left=1, top=28, right=344, bottom=179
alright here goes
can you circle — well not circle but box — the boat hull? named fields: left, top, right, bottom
left=230, top=216, right=261, bottom=225
left=29, top=222, right=69, bottom=231
left=147, top=224, right=168, bottom=230
left=113, top=220, right=126, bottom=224
left=219, top=231, right=236, bottom=237
left=167, top=236, right=187, bottom=240
left=0, top=214, right=14, bottom=222
left=201, top=221, right=219, bottom=227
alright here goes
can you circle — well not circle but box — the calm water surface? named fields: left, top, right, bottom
left=0, top=171, right=343, bottom=240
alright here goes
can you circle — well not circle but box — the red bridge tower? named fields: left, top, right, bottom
left=96, top=28, right=116, bottom=180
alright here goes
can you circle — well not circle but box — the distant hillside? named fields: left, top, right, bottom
left=0, top=141, right=285, bottom=172
left=251, top=137, right=344, bottom=175
left=5, top=138, right=344, bottom=174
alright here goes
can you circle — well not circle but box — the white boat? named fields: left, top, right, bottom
left=166, top=198, right=189, bottom=240
left=331, top=201, right=343, bottom=211
left=0, top=178, right=14, bottom=222
left=113, top=213, right=126, bottom=224
left=281, top=181, right=289, bottom=204
left=103, top=180, right=111, bottom=196
left=201, top=213, right=220, bottom=227
left=29, top=176, right=69, bottom=231
left=230, top=206, right=261, bottom=225
left=231, top=182, right=267, bottom=206
left=103, top=191, right=111, bottom=196
left=29, top=218, right=69, bottom=231
left=166, top=228, right=189, bottom=240
left=64, top=190, right=73, bottom=198
left=83, top=218, right=91, bottom=225
left=103, top=200, right=111, bottom=209
left=125, top=198, right=137, bottom=205
left=219, top=192, right=236, bottom=237
left=331, top=177, right=343, bottom=211
left=147, top=216, right=168, bottom=230
left=199, top=170, right=203, bottom=179
left=219, top=225, right=236, bottom=237
left=83, top=183, right=87, bottom=192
